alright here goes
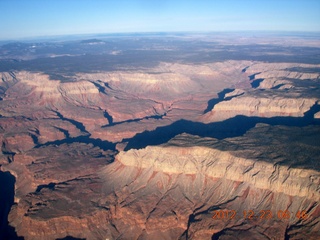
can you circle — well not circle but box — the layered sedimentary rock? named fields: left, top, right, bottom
left=117, top=141, right=318, bottom=198
left=99, top=125, right=319, bottom=240
left=201, top=95, right=317, bottom=122
left=1, top=61, right=319, bottom=143
left=5, top=124, right=320, bottom=240
left=201, top=62, right=320, bottom=123
left=1, top=60, right=320, bottom=239
left=0, top=61, right=250, bottom=145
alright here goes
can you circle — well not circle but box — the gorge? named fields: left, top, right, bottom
left=0, top=33, right=319, bottom=239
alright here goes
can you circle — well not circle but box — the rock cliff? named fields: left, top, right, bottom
left=201, top=62, right=320, bottom=123
left=5, top=124, right=319, bottom=240
left=202, top=95, right=317, bottom=122
left=1, top=59, right=319, bottom=239
left=99, top=125, right=320, bottom=239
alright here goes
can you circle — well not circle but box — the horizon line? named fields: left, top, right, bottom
left=1, top=30, right=320, bottom=42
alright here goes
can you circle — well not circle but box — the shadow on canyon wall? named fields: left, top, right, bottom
left=56, top=236, right=86, bottom=240
left=123, top=104, right=320, bottom=171
left=0, top=171, right=24, bottom=240
left=203, top=88, right=235, bottom=114
left=35, top=135, right=116, bottom=152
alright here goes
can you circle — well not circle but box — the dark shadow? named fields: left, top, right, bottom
left=56, top=236, right=86, bottom=240
left=123, top=104, right=320, bottom=170
left=271, top=84, right=285, bottom=89
left=102, top=113, right=165, bottom=128
left=53, top=111, right=88, bottom=133
left=103, top=111, right=113, bottom=125
left=241, top=66, right=249, bottom=73
left=54, top=127, right=70, bottom=138
left=90, top=81, right=106, bottom=94
left=0, top=171, right=24, bottom=239
left=248, top=73, right=261, bottom=80
left=304, top=103, right=320, bottom=119
left=103, top=82, right=113, bottom=90
left=36, top=182, right=56, bottom=193
left=212, top=229, right=248, bottom=240
left=203, top=88, right=234, bottom=114
left=35, top=135, right=116, bottom=151
left=212, top=230, right=223, bottom=240
left=250, top=78, right=264, bottom=88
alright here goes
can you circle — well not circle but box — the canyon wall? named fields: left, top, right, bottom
left=0, top=60, right=319, bottom=239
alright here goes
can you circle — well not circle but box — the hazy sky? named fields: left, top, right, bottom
left=1, top=0, right=319, bottom=40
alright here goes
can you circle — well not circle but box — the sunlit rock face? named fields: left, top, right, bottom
left=201, top=96, right=317, bottom=122
left=0, top=54, right=319, bottom=240
left=5, top=125, right=319, bottom=240
left=100, top=125, right=319, bottom=240
left=200, top=62, right=320, bottom=123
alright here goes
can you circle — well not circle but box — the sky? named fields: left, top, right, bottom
left=0, top=0, right=319, bottom=40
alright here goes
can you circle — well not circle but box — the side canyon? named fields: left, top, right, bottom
left=0, top=36, right=320, bottom=240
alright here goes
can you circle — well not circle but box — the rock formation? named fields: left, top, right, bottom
left=0, top=58, right=319, bottom=239
left=4, top=125, right=319, bottom=239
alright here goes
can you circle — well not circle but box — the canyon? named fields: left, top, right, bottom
left=0, top=34, right=320, bottom=239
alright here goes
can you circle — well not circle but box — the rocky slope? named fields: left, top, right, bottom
left=5, top=124, right=319, bottom=240
left=0, top=60, right=319, bottom=239
left=201, top=62, right=320, bottom=123
left=103, top=124, right=319, bottom=240
left=201, top=95, right=318, bottom=122
left=0, top=61, right=250, bottom=143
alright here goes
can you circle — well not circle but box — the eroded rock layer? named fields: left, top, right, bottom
left=4, top=125, right=320, bottom=240
left=0, top=60, right=319, bottom=239
left=99, top=125, right=320, bottom=240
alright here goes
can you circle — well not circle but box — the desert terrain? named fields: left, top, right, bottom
left=0, top=33, right=319, bottom=239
